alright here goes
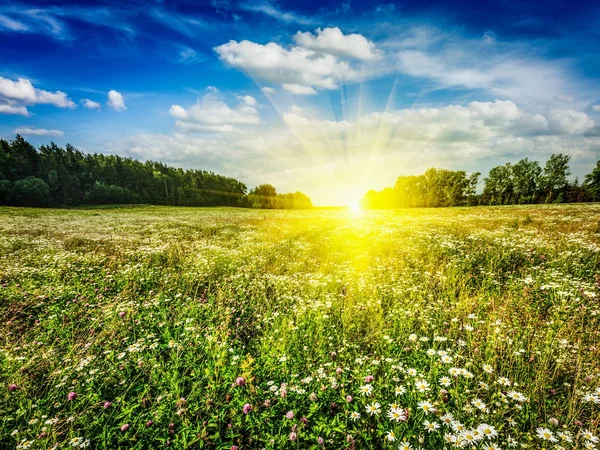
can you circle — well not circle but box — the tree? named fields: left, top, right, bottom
left=11, top=177, right=51, bottom=207
left=540, top=154, right=571, bottom=203
left=483, top=163, right=513, bottom=205
left=511, top=158, right=542, bottom=203
left=584, top=160, right=600, bottom=201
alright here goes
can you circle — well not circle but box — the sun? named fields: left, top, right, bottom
left=347, top=200, right=362, bottom=212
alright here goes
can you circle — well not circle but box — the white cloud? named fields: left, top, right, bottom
left=0, top=14, right=28, bottom=31
left=81, top=98, right=101, bottom=109
left=237, top=95, right=257, bottom=106
left=116, top=99, right=598, bottom=205
left=547, top=110, right=595, bottom=135
left=0, top=77, right=75, bottom=108
left=215, top=39, right=359, bottom=94
left=14, top=126, right=63, bottom=137
left=593, top=105, right=600, bottom=112
left=239, top=2, right=314, bottom=25
left=169, top=91, right=260, bottom=132
left=294, top=27, right=382, bottom=61
left=107, top=90, right=126, bottom=111
left=261, top=86, right=275, bottom=94
left=0, top=103, right=29, bottom=115
left=393, top=31, right=585, bottom=107
left=282, top=84, right=317, bottom=95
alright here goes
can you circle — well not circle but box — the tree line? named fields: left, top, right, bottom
left=361, top=154, right=600, bottom=209
left=0, top=135, right=313, bottom=209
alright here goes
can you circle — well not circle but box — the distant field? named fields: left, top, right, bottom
left=1, top=205, right=599, bottom=449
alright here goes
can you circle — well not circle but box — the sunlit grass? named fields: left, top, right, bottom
left=0, top=204, right=598, bottom=449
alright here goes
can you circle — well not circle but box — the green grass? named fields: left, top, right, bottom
left=1, top=205, right=599, bottom=449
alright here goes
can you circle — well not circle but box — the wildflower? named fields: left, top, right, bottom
left=120, top=423, right=130, bottom=432
left=8, top=384, right=18, bottom=391
left=386, top=431, right=396, bottom=441
left=365, top=402, right=381, bottom=416
left=235, top=377, right=246, bottom=386
left=346, top=395, right=353, bottom=402
left=581, top=430, right=598, bottom=444
left=497, top=377, right=511, bottom=386
left=67, top=391, right=77, bottom=401
left=243, top=403, right=253, bottom=414
left=536, top=427, right=558, bottom=443
left=285, top=411, right=294, bottom=420
left=103, top=401, right=112, bottom=409
left=398, top=441, right=413, bottom=450
left=482, top=444, right=501, bottom=450
left=483, top=364, right=493, bottom=373
left=365, top=375, right=374, bottom=383
left=350, top=411, right=361, bottom=421
left=439, top=376, right=451, bottom=387
left=317, top=436, right=324, bottom=445
left=440, top=413, right=454, bottom=425
left=359, top=384, right=373, bottom=396
left=415, top=379, right=430, bottom=392
left=387, top=407, right=406, bottom=422
left=395, top=385, right=406, bottom=396
left=478, top=423, right=498, bottom=438
left=423, top=420, right=440, bottom=433
left=417, top=400, right=435, bottom=414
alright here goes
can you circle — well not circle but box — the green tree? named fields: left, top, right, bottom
left=540, top=154, right=571, bottom=203
left=584, top=160, right=600, bottom=201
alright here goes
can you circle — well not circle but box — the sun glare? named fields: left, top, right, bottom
left=348, top=200, right=362, bottom=212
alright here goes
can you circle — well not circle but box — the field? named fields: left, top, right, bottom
left=1, top=205, right=599, bottom=450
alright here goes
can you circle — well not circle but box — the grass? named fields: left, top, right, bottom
left=0, top=204, right=599, bottom=449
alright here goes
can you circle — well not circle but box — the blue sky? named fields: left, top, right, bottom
left=1, top=0, right=600, bottom=205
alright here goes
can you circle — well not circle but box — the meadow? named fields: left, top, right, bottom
left=1, top=205, right=599, bottom=449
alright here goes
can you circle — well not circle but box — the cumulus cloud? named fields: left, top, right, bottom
left=107, top=90, right=126, bottom=111
left=215, top=39, right=360, bottom=94
left=119, top=99, right=598, bottom=205
left=0, top=103, right=29, bottom=116
left=261, top=86, right=275, bottom=94
left=0, top=77, right=75, bottom=108
left=81, top=99, right=101, bottom=109
left=593, top=105, right=600, bottom=112
left=238, top=95, right=257, bottom=106
left=282, top=84, right=317, bottom=95
left=293, top=27, right=382, bottom=61
left=14, top=126, right=64, bottom=136
left=169, top=91, right=260, bottom=132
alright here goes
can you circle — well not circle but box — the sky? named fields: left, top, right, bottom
left=1, top=0, right=600, bottom=206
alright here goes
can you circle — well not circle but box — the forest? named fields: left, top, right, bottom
left=361, top=154, right=600, bottom=208
left=0, top=135, right=312, bottom=209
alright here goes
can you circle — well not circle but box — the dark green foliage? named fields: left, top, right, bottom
left=11, top=177, right=51, bottom=207
left=584, top=160, right=600, bottom=201
left=0, top=135, right=312, bottom=209
left=84, top=182, right=141, bottom=205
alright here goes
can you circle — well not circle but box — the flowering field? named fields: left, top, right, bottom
left=1, top=205, right=599, bottom=450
